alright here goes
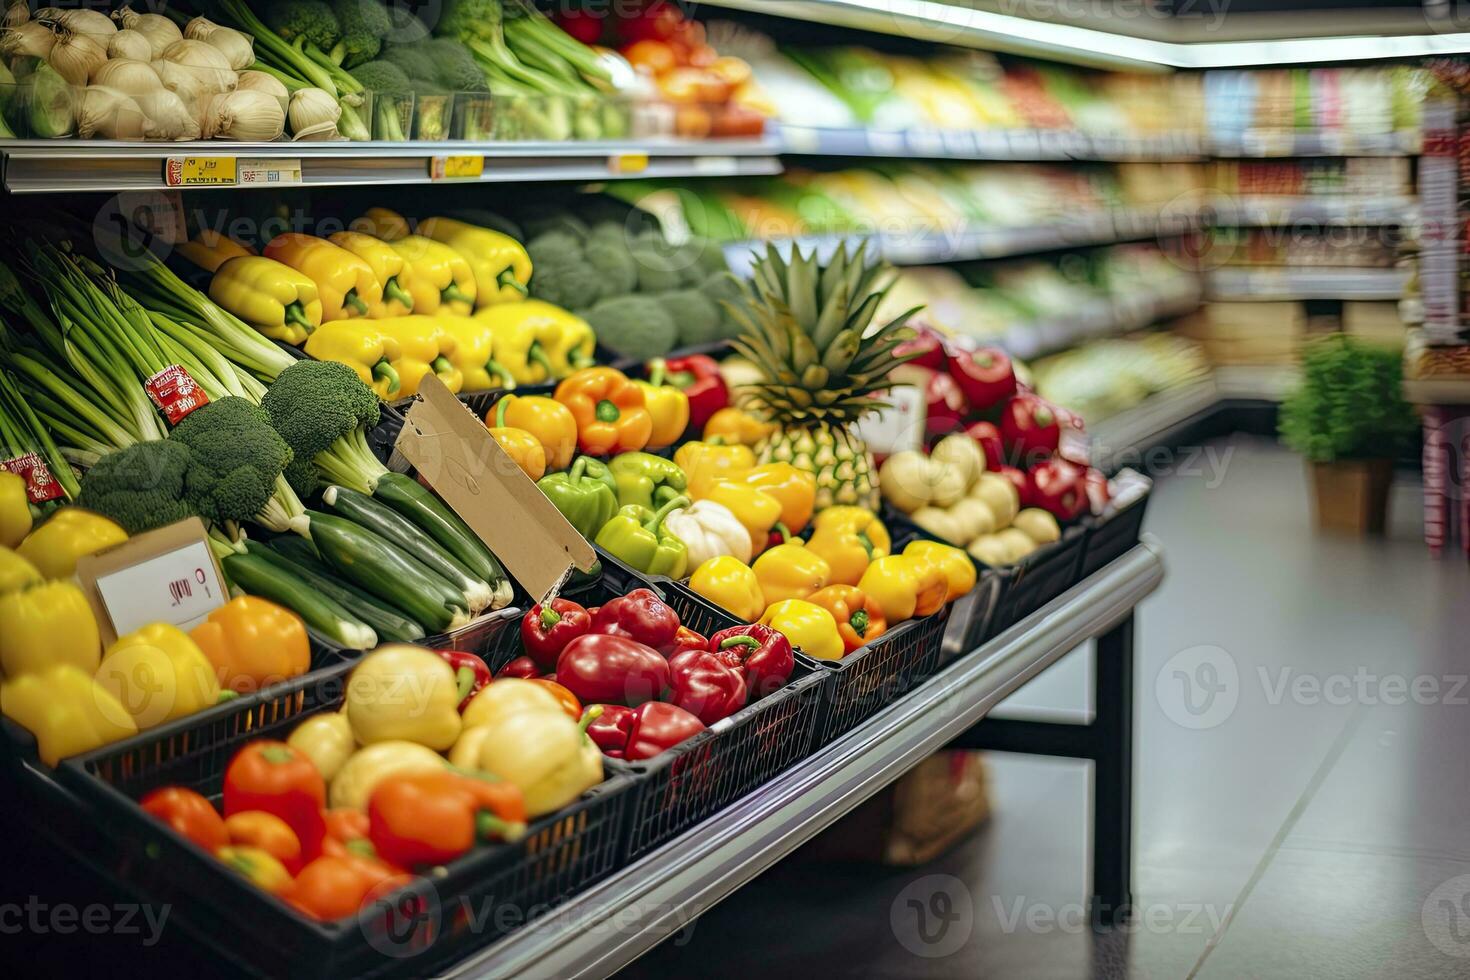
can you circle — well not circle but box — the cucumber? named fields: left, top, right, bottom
left=373, top=472, right=511, bottom=607
left=248, top=540, right=426, bottom=644
left=270, top=534, right=327, bottom=568
left=221, top=552, right=378, bottom=651
left=304, top=510, right=466, bottom=634
left=323, top=485, right=492, bottom=614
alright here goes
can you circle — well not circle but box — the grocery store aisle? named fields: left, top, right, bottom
left=624, top=435, right=1470, bottom=980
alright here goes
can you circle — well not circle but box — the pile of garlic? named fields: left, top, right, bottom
left=0, top=3, right=340, bottom=141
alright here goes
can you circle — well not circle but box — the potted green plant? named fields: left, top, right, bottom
left=1279, top=334, right=1417, bottom=534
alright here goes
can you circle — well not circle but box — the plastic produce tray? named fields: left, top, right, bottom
left=1078, top=469, right=1153, bottom=581
left=56, top=614, right=632, bottom=979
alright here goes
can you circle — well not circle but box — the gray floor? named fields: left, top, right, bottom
left=621, top=435, right=1470, bottom=979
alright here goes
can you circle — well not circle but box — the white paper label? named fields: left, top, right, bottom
left=856, top=385, right=926, bottom=457
left=94, top=540, right=225, bottom=637
left=237, top=158, right=303, bottom=185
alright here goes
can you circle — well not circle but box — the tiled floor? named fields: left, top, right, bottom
left=623, top=435, right=1470, bottom=979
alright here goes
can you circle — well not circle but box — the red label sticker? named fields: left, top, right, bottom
left=0, top=453, right=65, bottom=503
left=145, top=364, right=209, bottom=425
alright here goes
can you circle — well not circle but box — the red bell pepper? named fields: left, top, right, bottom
left=667, top=648, right=748, bottom=725
left=367, top=770, right=526, bottom=869
left=141, top=786, right=228, bottom=852
left=1026, top=458, right=1088, bottom=522
left=966, top=420, right=1006, bottom=470
left=224, top=741, right=328, bottom=862
left=521, top=598, right=592, bottom=670
left=894, top=324, right=950, bottom=372
left=708, top=624, right=794, bottom=699
left=668, top=625, right=709, bottom=659
left=656, top=355, right=729, bottom=431
left=911, top=366, right=968, bottom=439
left=556, top=633, right=671, bottom=706
left=584, top=704, right=636, bottom=758
left=1001, top=391, right=1062, bottom=466
left=585, top=702, right=706, bottom=761
left=432, top=649, right=492, bottom=711
left=591, top=588, right=681, bottom=653
left=496, top=656, right=543, bottom=679
left=947, top=346, right=1016, bottom=412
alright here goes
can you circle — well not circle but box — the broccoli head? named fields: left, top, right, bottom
left=585, top=295, right=678, bottom=361
left=527, top=231, right=605, bottom=311
left=381, top=40, right=438, bottom=86
left=266, top=1, right=340, bottom=52
left=438, top=0, right=502, bottom=43
left=423, top=38, right=489, bottom=92
left=77, top=441, right=197, bottom=535
left=521, top=213, right=590, bottom=242
left=170, top=397, right=294, bottom=526
left=331, top=0, right=390, bottom=68
left=657, top=289, right=722, bottom=349
left=261, top=359, right=381, bottom=498
left=584, top=236, right=638, bottom=297
left=629, top=245, right=685, bottom=294
left=349, top=60, right=413, bottom=98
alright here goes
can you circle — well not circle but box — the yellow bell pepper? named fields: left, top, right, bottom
left=806, top=512, right=890, bottom=587
left=703, top=407, right=776, bottom=446
left=329, top=231, right=418, bottom=316
left=812, top=506, right=892, bottom=551
left=388, top=235, right=477, bottom=315
left=904, top=540, right=976, bottom=602
left=689, top=555, right=765, bottom=622
left=636, top=379, right=690, bottom=451
left=95, top=623, right=222, bottom=731
left=418, top=216, right=532, bottom=306
left=494, top=395, right=578, bottom=471
left=177, top=229, right=257, bottom=273
left=460, top=678, right=563, bottom=729
left=345, top=645, right=462, bottom=751
left=16, top=507, right=127, bottom=579
left=905, top=552, right=950, bottom=617
left=701, top=481, right=781, bottom=557
left=677, top=440, right=758, bottom=499
left=1, top=665, right=138, bottom=766
left=737, top=464, right=816, bottom=535
left=858, top=555, right=920, bottom=624
left=209, top=256, right=323, bottom=346
left=474, top=304, right=556, bottom=385
left=752, top=541, right=830, bottom=606
left=304, top=322, right=405, bottom=399
left=484, top=397, right=547, bottom=481
left=264, top=233, right=383, bottom=322
left=354, top=206, right=411, bottom=242
left=287, top=712, right=357, bottom=783
left=0, top=471, right=32, bottom=548
left=328, top=740, right=446, bottom=810
left=0, top=545, right=41, bottom=595
left=468, top=707, right=602, bottom=817
left=439, top=315, right=514, bottom=393
left=760, top=599, right=844, bottom=662
left=371, top=316, right=462, bottom=398
left=522, top=299, right=595, bottom=376
left=0, top=579, right=100, bottom=677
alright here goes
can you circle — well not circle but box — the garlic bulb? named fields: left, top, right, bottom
left=237, top=70, right=289, bottom=101
left=77, top=85, right=145, bottom=139
left=158, top=38, right=237, bottom=95
left=3, top=1, right=27, bottom=29
left=0, top=20, right=54, bottom=60
left=202, top=25, right=252, bottom=71
left=152, top=57, right=205, bottom=106
left=206, top=90, right=285, bottom=141
left=291, top=120, right=341, bottom=141
left=47, top=25, right=107, bottom=87
left=91, top=58, right=162, bottom=98
left=288, top=87, right=339, bottom=134
left=113, top=5, right=179, bottom=59
left=183, top=16, right=220, bottom=41
left=52, top=9, right=115, bottom=37
left=136, top=89, right=201, bottom=141
left=106, top=28, right=150, bottom=62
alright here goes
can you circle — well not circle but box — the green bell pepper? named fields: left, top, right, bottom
left=538, top=457, right=618, bottom=539
left=608, top=452, right=689, bottom=511
left=594, top=496, right=690, bottom=579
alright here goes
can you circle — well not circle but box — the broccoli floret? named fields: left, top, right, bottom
left=439, top=0, right=502, bottom=43
left=688, top=236, right=731, bottom=278
left=584, top=237, right=638, bottom=296
left=657, top=289, right=723, bottom=349
left=522, top=213, right=590, bottom=242
left=701, top=271, right=751, bottom=340
left=527, top=231, right=604, bottom=310
left=170, top=397, right=297, bottom=530
left=266, top=1, right=340, bottom=52
left=628, top=246, right=685, bottom=294
left=587, top=221, right=627, bottom=246
left=422, top=38, right=489, bottom=92
left=261, top=359, right=387, bottom=498
left=349, top=60, right=413, bottom=98
left=381, top=40, right=438, bottom=84
left=585, top=295, right=678, bottom=361
left=331, top=0, right=391, bottom=68
left=77, top=441, right=197, bottom=535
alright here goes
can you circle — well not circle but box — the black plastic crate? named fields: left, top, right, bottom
left=55, top=614, right=633, bottom=979
left=1078, top=469, right=1153, bottom=581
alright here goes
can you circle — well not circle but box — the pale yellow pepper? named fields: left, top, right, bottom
left=94, top=623, right=222, bottom=731
left=0, top=471, right=33, bottom=548
left=16, top=507, right=127, bottom=579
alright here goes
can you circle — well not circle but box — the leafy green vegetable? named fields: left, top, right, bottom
left=330, top=0, right=390, bottom=68
left=265, top=0, right=340, bottom=51
left=1279, top=334, right=1416, bottom=462
left=77, top=441, right=197, bottom=534
left=170, top=396, right=303, bottom=533
left=260, top=359, right=388, bottom=497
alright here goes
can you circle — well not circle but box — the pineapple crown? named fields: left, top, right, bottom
left=724, top=240, right=925, bottom=427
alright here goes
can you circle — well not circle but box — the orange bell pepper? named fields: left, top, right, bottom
left=737, top=463, right=815, bottom=535
left=495, top=394, right=578, bottom=472
left=808, top=585, right=887, bottom=655
left=287, top=854, right=414, bottom=922
left=190, top=596, right=311, bottom=694
left=483, top=397, right=547, bottom=481
left=225, top=810, right=304, bottom=875
left=554, top=367, right=653, bottom=457
left=367, top=770, right=527, bottom=868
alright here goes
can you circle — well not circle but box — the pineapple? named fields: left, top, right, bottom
left=727, top=241, right=922, bottom=511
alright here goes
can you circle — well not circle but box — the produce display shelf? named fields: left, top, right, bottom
left=1207, top=130, right=1420, bottom=158
left=722, top=207, right=1199, bottom=274
left=776, top=124, right=1203, bottom=162
left=440, top=541, right=1166, bottom=980
left=1087, top=378, right=1223, bottom=471
left=1206, top=267, right=1409, bottom=301
left=1003, top=285, right=1203, bottom=362
left=1214, top=365, right=1302, bottom=402
left=1210, top=195, right=1417, bottom=227
left=0, top=137, right=784, bottom=194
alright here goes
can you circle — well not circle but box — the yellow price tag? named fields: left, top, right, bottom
left=164, top=157, right=237, bottom=187
left=430, top=155, right=484, bottom=179
left=609, top=153, right=649, bottom=175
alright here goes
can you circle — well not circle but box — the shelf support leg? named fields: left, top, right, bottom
left=1090, top=613, right=1134, bottom=927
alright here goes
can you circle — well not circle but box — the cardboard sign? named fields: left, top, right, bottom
left=75, top=518, right=227, bottom=646
left=394, top=376, right=596, bottom=605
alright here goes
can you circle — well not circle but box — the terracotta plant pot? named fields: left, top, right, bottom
left=1309, top=458, right=1393, bottom=534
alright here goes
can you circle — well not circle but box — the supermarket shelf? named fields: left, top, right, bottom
left=1206, top=267, right=1409, bottom=301
left=723, top=207, right=1199, bottom=274
left=1211, top=195, right=1417, bottom=227
left=1214, top=365, right=1301, bottom=401
left=1088, top=379, right=1222, bottom=469
left=776, top=124, right=1203, bottom=162
left=1003, top=285, right=1204, bottom=362
left=0, top=137, right=784, bottom=194
left=1207, top=130, right=1421, bottom=158
left=442, top=540, right=1167, bottom=979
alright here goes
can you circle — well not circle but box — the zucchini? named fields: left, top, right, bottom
left=248, top=540, right=426, bottom=643
left=221, top=551, right=378, bottom=650
left=373, top=472, right=511, bottom=606
left=304, top=510, right=466, bottom=634
left=270, top=534, right=327, bottom=568
left=323, top=485, right=493, bottom=614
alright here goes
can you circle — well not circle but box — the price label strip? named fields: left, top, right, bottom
left=430, top=155, right=485, bottom=180
left=94, top=538, right=225, bottom=637
left=144, top=364, right=210, bottom=425
left=609, top=153, right=650, bottom=175
left=165, top=157, right=301, bottom=187
left=0, top=453, right=64, bottom=504
left=238, top=158, right=303, bottom=185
